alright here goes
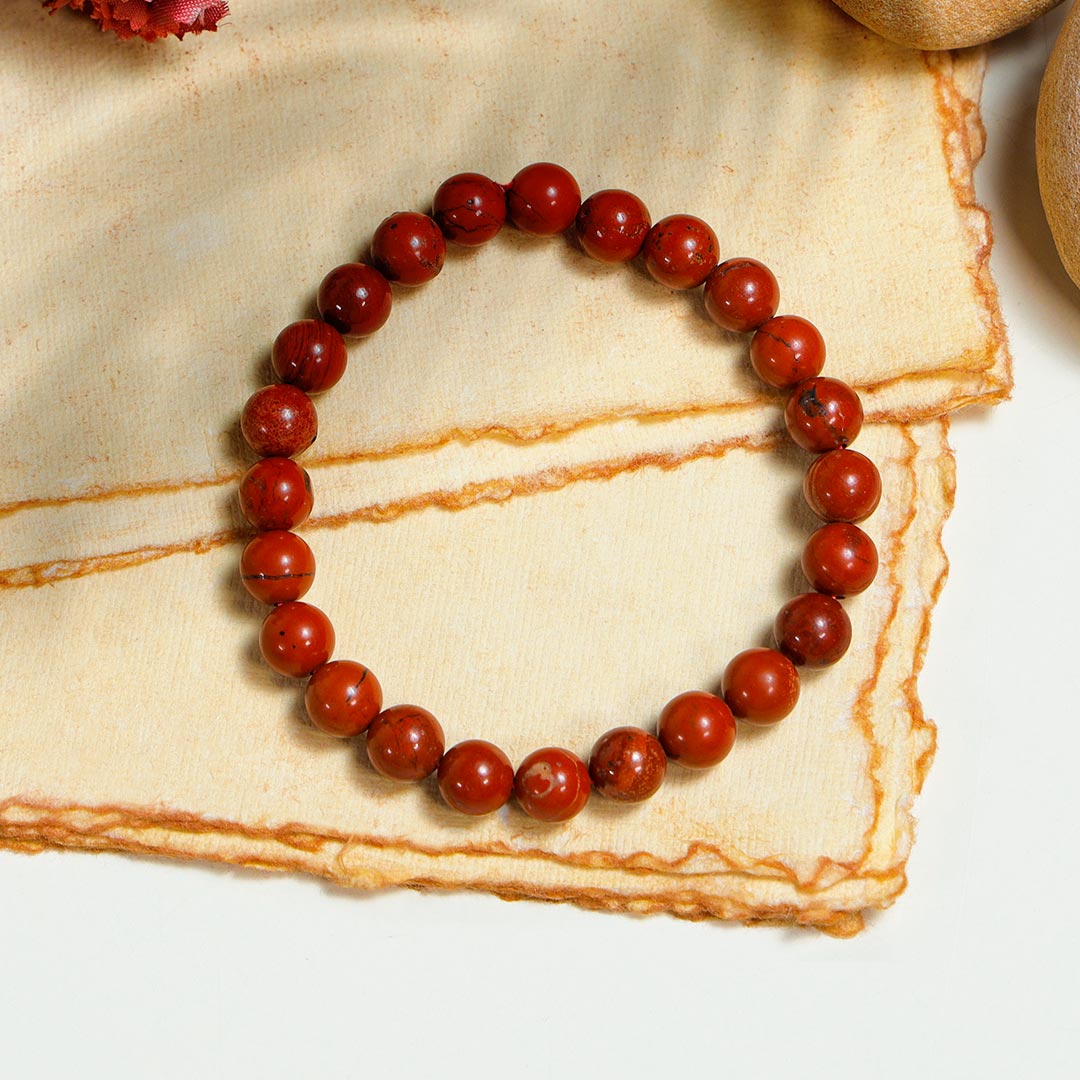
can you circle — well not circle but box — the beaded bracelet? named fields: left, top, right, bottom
left=237, top=163, right=882, bottom=823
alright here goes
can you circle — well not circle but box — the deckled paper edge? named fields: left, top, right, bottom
left=0, top=418, right=955, bottom=935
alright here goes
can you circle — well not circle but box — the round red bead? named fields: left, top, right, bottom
left=240, top=530, right=315, bottom=604
left=259, top=601, right=335, bottom=679
left=588, top=727, right=667, bottom=803
left=241, top=384, right=317, bottom=459
left=642, top=214, right=718, bottom=290
left=270, top=320, right=348, bottom=394
left=506, top=162, right=582, bottom=236
left=514, top=747, right=592, bottom=823
left=703, top=258, right=780, bottom=333
left=574, top=189, right=651, bottom=263
left=802, top=522, right=878, bottom=597
left=657, top=690, right=737, bottom=769
left=722, top=648, right=800, bottom=725
left=749, top=315, right=826, bottom=390
left=432, top=172, right=507, bottom=246
left=784, top=377, right=864, bottom=453
left=238, top=457, right=314, bottom=532
left=305, top=660, right=382, bottom=738
left=317, top=263, right=393, bottom=337
left=774, top=593, right=851, bottom=668
left=371, top=211, right=446, bottom=286
left=438, top=740, right=514, bottom=816
left=804, top=449, right=882, bottom=524
left=366, top=705, right=446, bottom=781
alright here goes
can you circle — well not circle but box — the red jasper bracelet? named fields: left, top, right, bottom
left=237, top=163, right=882, bottom=823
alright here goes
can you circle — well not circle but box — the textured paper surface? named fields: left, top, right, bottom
left=0, top=419, right=950, bottom=935
left=0, top=1, right=1002, bottom=523
left=0, top=0, right=1000, bottom=931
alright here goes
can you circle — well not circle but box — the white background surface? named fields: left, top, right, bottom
left=2, top=7, right=1079, bottom=1077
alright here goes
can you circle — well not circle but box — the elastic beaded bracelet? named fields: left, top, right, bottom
left=237, top=162, right=882, bottom=824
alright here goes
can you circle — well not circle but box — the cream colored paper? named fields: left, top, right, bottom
left=0, top=0, right=999, bottom=931
left=1, top=0, right=1001, bottom=524
left=0, top=419, right=950, bottom=934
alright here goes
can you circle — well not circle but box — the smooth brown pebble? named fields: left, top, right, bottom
left=1038, top=2, right=1080, bottom=291
left=831, top=0, right=1061, bottom=50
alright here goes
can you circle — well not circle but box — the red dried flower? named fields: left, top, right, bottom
left=44, top=0, right=230, bottom=41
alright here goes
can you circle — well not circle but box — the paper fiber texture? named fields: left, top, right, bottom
left=0, top=420, right=951, bottom=935
left=0, top=0, right=997, bottom=931
left=1, top=0, right=1000, bottom=520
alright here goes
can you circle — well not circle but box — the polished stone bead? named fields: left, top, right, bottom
left=574, top=188, right=651, bottom=262
left=506, top=162, right=582, bottom=236
left=803, top=449, right=882, bottom=523
left=316, top=263, right=392, bottom=336
left=366, top=705, right=445, bottom=781
left=259, top=601, right=334, bottom=679
left=270, top=320, right=348, bottom=394
left=241, top=384, right=317, bottom=459
left=432, top=172, right=507, bottom=246
left=722, top=648, right=800, bottom=724
left=305, top=660, right=383, bottom=738
left=240, top=530, right=315, bottom=604
left=238, top=457, right=314, bottom=531
left=657, top=690, right=737, bottom=769
left=371, top=211, right=446, bottom=286
left=642, top=214, right=718, bottom=290
left=514, top=747, right=591, bottom=822
left=749, top=315, right=826, bottom=390
left=784, top=377, right=864, bottom=452
left=802, top=522, right=878, bottom=597
left=588, top=727, right=667, bottom=802
left=703, top=258, right=780, bottom=333
left=438, top=739, right=514, bottom=815
left=774, top=593, right=852, bottom=668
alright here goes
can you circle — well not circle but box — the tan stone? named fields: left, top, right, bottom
left=1037, top=2, right=1080, bottom=289
left=833, top=0, right=1061, bottom=49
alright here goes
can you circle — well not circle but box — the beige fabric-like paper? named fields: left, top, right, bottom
left=0, top=419, right=950, bottom=935
left=1, top=1, right=1000, bottom=522
left=0, top=0, right=998, bottom=931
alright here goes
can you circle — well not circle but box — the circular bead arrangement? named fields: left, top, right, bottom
left=237, top=162, right=883, bottom=824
